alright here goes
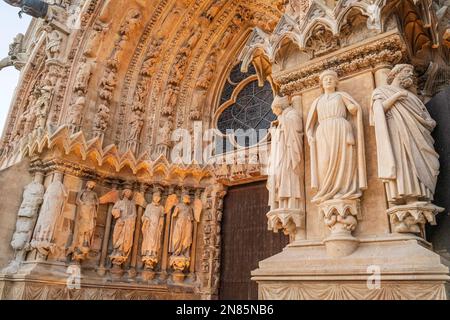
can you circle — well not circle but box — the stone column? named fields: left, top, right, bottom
left=160, top=186, right=175, bottom=281
left=128, top=183, right=146, bottom=280
left=97, top=183, right=117, bottom=276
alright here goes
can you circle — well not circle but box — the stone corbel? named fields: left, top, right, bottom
left=319, top=199, right=362, bottom=258
left=267, top=209, right=305, bottom=241
left=388, top=202, right=445, bottom=238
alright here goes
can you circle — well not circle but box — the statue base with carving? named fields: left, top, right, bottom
left=319, top=199, right=361, bottom=258
left=252, top=233, right=450, bottom=300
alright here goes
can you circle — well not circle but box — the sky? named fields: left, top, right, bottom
left=0, top=3, right=32, bottom=134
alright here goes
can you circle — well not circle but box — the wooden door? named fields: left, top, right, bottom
left=219, top=181, right=289, bottom=300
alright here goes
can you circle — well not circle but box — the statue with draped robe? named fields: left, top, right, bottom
left=110, top=189, right=136, bottom=266
left=306, top=69, right=367, bottom=204
left=370, top=64, right=443, bottom=236
left=141, top=191, right=165, bottom=269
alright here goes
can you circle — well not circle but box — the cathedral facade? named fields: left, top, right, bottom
left=0, top=0, right=449, bottom=300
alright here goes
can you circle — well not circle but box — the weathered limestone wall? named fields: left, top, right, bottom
left=0, top=159, right=31, bottom=267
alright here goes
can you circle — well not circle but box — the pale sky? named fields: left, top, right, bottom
left=0, top=3, right=32, bottom=135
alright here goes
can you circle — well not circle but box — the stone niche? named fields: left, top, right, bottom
left=246, top=2, right=450, bottom=300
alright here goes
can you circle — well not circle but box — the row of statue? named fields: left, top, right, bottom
left=267, top=64, right=441, bottom=240
left=5, top=174, right=203, bottom=280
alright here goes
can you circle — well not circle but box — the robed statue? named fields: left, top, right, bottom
left=169, top=192, right=194, bottom=257
left=71, top=181, right=99, bottom=262
left=31, top=172, right=68, bottom=256
left=370, top=64, right=440, bottom=205
left=141, top=191, right=165, bottom=269
left=110, top=189, right=136, bottom=266
left=267, top=95, right=303, bottom=211
left=306, top=69, right=367, bottom=204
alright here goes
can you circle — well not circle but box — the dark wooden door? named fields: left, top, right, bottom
left=219, top=181, right=289, bottom=300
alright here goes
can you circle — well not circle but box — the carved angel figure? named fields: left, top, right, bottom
left=169, top=192, right=194, bottom=257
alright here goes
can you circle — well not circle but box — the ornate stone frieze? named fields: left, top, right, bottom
left=275, top=33, right=407, bottom=95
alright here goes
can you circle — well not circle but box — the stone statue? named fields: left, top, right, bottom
left=31, top=172, right=68, bottom=256
left=3, top=172, right=45, bottom=274
left=127, top=110, right=144, bottom=142
left=33, top=80, right=54, bottom=132
left=266, top=95, right=304, bottom=237
left=157, top=118, right=173, bottom=146
left=370, top=64, right=443, bottom=235
left=162, top=84, right=179, bottom=115
left=0, top=33, right=28, bottom=72
left=306, top=69, right=367, bottom=204
left=71, top=181, right=99, bottom=262
left=305, top=69, right=367, bottom=256
left=93, top=103, right=110, bottom=135
left=74, top=58, right=95, bottom=93
left=141, top=191, right=165, bottom=270
left=170, top=193, right=194, bottom=257
left=45, top=28, right=62, bottom=60
left=67, top=91, right=86, bottom=133
left=267, top=95, right=303, bottom=211
left=110, top=189, right=136, bottom=266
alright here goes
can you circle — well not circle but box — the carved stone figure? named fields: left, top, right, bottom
left=370, top=64, right=443, bottom=235
left=267, top=95, right=303, bottom=211
left=31, top=172, right=68, bottom=256
left=157, top=118, right=173, bottom=146
left=196, top=54, right=216, bottom=89
left=169, top=192, right=194, bottom=259
left=3, top=172, right=45, bottom=274
left=141, top=37, right=164, bottom=76
left=127, top=110, right=144, bottom=142
left=0, top=33, right=28, bottom=72
left=168, top=192, right=195, bottom=278
left=306, top=69, right=367, bottom=256
left=45, top=28, right=62, bottom=60
left=99, top=68, right=117, bottom=101
left=93, top=103, right=110, bottom=135
left=71, top=181, right=99, bottom=262
left=141, top=191, right=165, bottom=270
left=67, top=91, right=86, bottom=133
left=162, top=84, right=179, bottom=115
left=189, top=89, right=207, bottom=120
left=33, top=80, right=54, bottom=132
left=266, top=95, right=304, bottom=237
left=74, top=58, right=95, bottom=93
left=110, top=189, right=136, bottom=267
left=306, top=70, right=367, bottom=204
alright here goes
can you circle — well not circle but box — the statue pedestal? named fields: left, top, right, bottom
left=252, top=234, right=450, bottom=300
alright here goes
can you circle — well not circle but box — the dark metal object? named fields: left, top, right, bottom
left=3, top=0, right=49, bottom=19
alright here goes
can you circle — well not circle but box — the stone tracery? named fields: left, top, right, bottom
left=0, top=0, right=449, bottom=300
